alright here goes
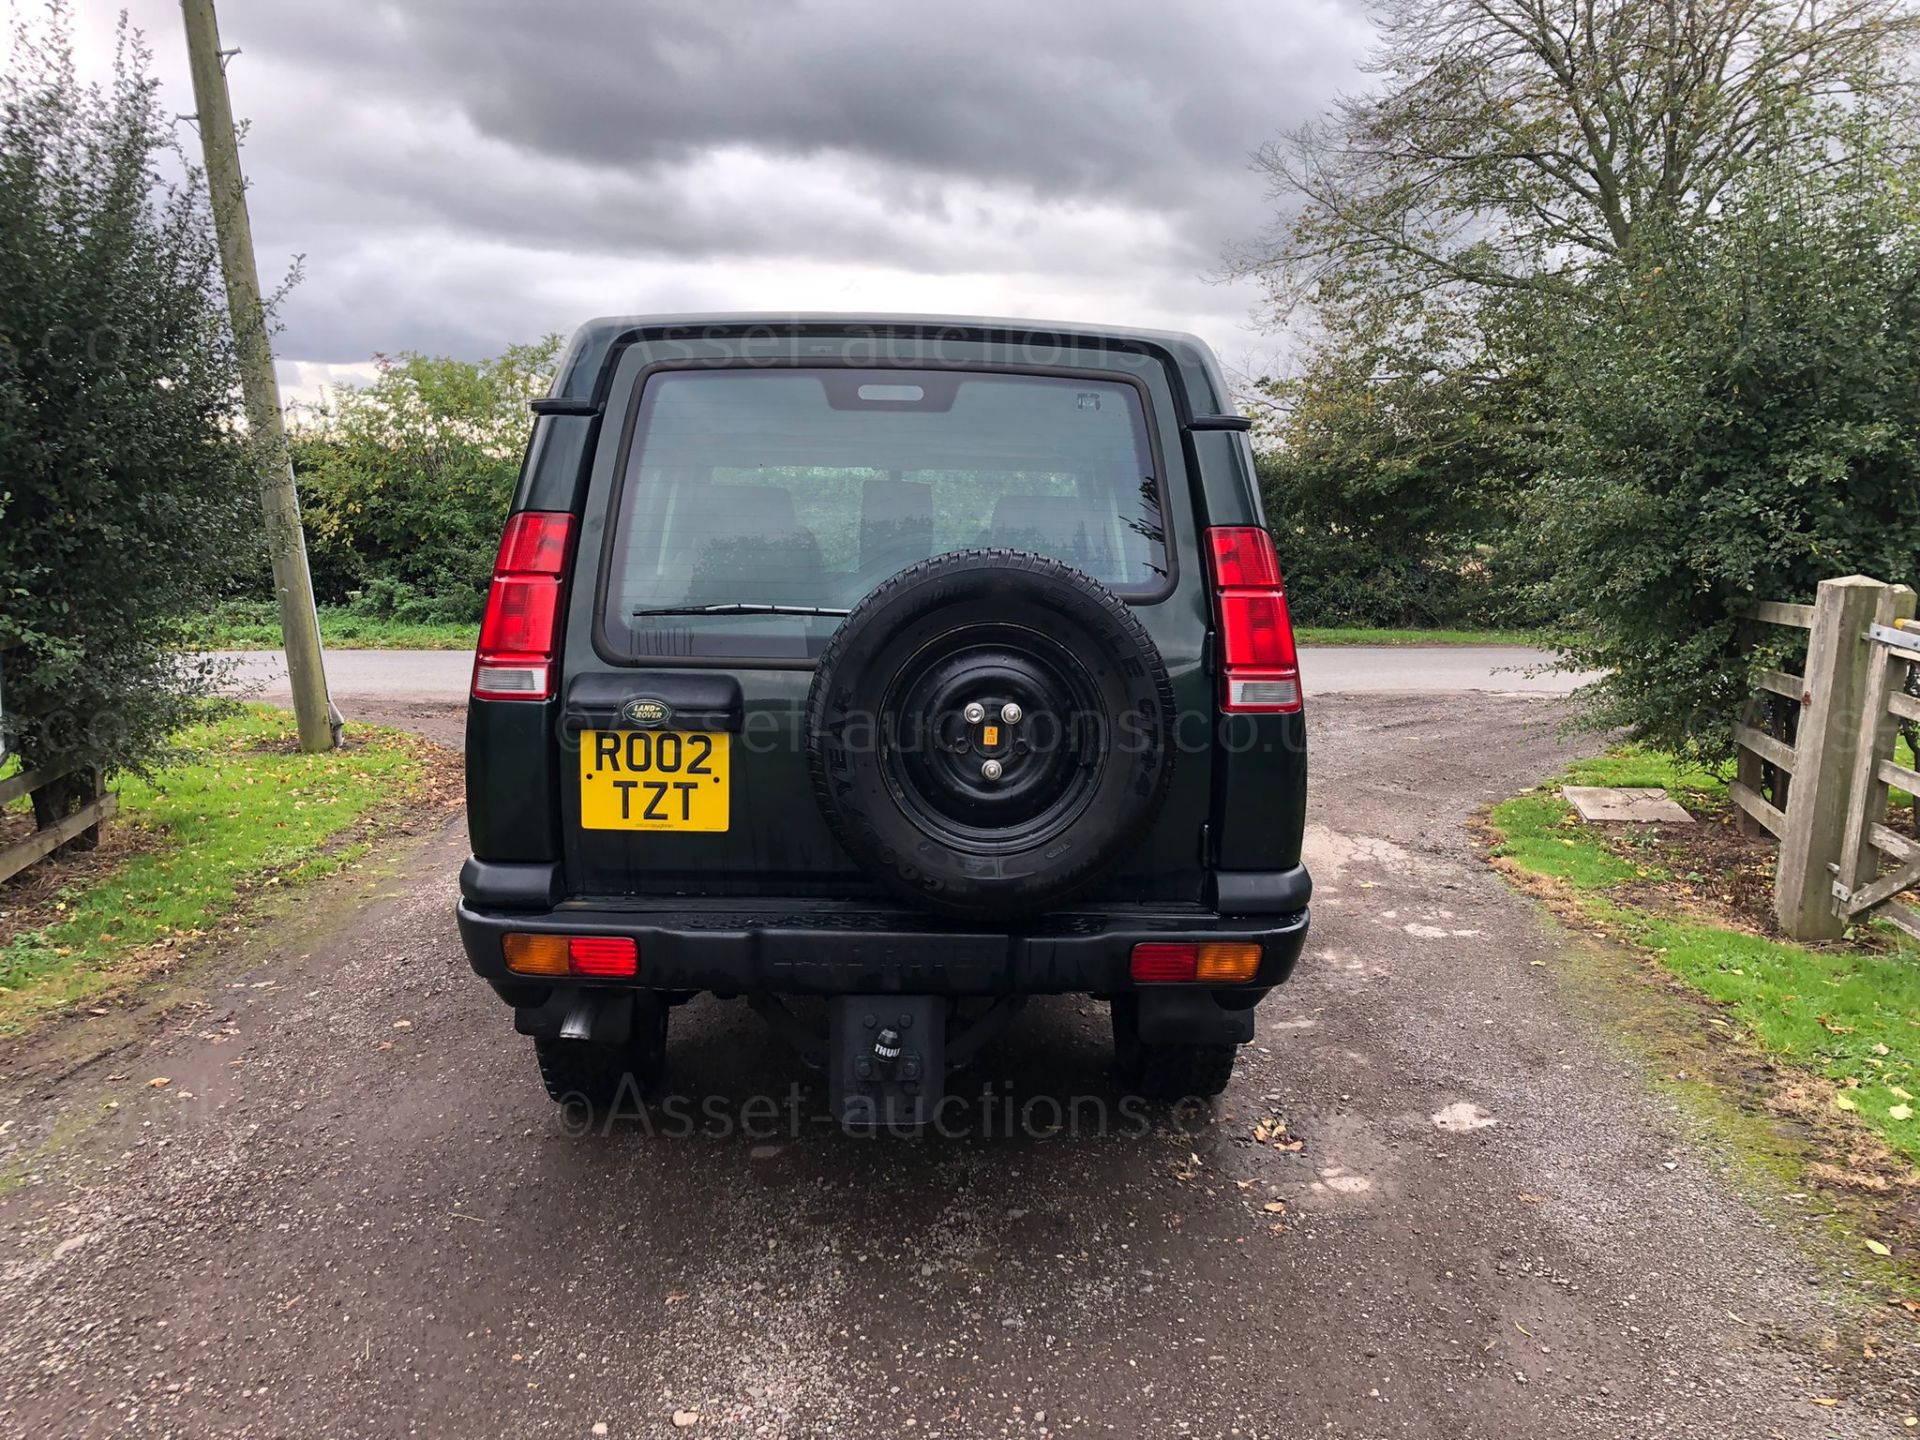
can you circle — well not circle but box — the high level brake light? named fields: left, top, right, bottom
left=473, top=511, right=574, bottom=701
left=1206, top=527, right=1302, bottom=713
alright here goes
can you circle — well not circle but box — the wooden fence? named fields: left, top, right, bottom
left=0, top=760, right=116, bottom=886
left=1735, top=575, right=1918, bottom=941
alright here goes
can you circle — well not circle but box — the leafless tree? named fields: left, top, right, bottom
left=1232, top=0, right=1920, bottom=317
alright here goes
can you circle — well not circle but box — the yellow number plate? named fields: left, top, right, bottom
left=579, top=730, right=730, bottom=832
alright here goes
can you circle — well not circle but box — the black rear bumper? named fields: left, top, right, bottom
left=455, top=889, right=1309, bottom=999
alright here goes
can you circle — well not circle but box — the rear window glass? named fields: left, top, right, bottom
left=600, top=367, right=1168, bottom=661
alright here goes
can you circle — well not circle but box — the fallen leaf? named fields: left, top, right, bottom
left=392, top=1020, right=413, bottom=1030
left=148, top=1077, right=171, bottom=1089
left=1833, top=1093, right=1857, bottom=1112
left=1891, top=1103, right=1914, bottom=1122
left=1864, top=1238, right=1892, bottom=1257
left=1262, top=1201, right=1287, bottom=1214
left=1811, top=1397, right=1840, bottom=1406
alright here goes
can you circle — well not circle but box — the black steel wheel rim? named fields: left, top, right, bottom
left=878, top=621, right=1107, bottom=851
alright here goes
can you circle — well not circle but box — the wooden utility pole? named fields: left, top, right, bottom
left=181, top=0, right=340, bottom=753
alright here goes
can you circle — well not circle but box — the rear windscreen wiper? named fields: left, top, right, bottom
left=631, top=602, right=852, bottom=618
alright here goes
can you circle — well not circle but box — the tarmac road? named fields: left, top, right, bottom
left=219, top=644, right=1595, bottom=715
left=1, top=692, right=1912, bottom=1438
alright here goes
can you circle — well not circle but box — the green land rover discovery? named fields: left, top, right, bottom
left=455, top=314, right=1310, bottom=1126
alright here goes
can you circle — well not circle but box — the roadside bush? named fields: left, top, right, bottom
left=0, top=12, right=256, bottom=834
left=1253, top=322, right=1545, bottom=629
left=1533, top=111, right=1920, bottom=758
left=292, top=340, right=560, bottom=620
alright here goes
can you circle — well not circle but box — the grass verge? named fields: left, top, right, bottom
left=0, top=704, right=453, bottom=1032
left=1486, top=747, right=1920, bottom=1172
left=1294, top=625, right=1562, bottom=647
left=196, top=602, right=477, bottom=651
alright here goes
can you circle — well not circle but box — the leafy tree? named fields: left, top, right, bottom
left=1238, top=0, right=1920, bottom=755
left=1532, top=112, right=1920, bottom=757
left=292, top=339, right=561, bottom=621
left=0, top=10, right=257, bottom=841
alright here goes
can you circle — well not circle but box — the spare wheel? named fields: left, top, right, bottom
left=805, top=549, right=1175, bottom=919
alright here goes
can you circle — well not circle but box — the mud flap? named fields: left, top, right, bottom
left=827, top=996, right=946, bottom=1130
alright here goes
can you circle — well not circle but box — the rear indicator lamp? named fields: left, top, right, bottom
left=473, top=511, right=574, bottom=701
left=503, top=932, right=639, bottom=979
left=1195, top=942, right=1263, bottom=984
left=1129, top=942, right=1264, bottom=984
left=503, top=933, right=570, bottom=977
left=1206, top=527, right=1302, bottom=714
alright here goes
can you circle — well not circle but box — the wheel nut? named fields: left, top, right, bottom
left=980, top=759, right=1003, bottom=781
left=963, top=701, right=986, bottom=724
left=1001, top=702, right=1023, bottom=725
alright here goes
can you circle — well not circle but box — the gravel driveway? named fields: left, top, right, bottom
left=1, top=692, right=1911, bottom=1438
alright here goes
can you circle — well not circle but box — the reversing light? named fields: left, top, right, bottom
left=473, top=512, right=574, bottom=702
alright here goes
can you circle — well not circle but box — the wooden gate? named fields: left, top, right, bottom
left=1733, top=576, right=1918, bottom=941
left=1832, top=599, right=1920, bottom=943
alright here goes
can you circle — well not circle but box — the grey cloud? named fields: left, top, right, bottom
left=91, top=0, right=1371, bottom=370
left=248, top=1, right=1362, bottom=208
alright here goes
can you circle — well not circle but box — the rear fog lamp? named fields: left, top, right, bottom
left=567, top=936, right=638, bottom=978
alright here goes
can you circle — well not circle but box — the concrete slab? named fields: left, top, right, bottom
left=1561, top=785, right=1694, bottom=823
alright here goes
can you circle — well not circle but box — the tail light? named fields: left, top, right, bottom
left=1206, top=527, right=1302, bottom=713
left=473, top=511, right=574, bottom=701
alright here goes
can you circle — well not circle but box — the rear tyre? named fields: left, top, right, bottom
left=1110, top=999, right=1239, bottom=1100
left=533, top=1002, right=668, bottom=1115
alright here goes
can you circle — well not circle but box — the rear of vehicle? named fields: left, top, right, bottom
left=456, top=316, right=1310, bottom=1124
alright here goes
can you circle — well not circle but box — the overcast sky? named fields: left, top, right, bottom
left=69, top=2, right=1373, bottom=403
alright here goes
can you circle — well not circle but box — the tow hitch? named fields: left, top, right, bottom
left=827, top=995, right=945, bottom=1129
